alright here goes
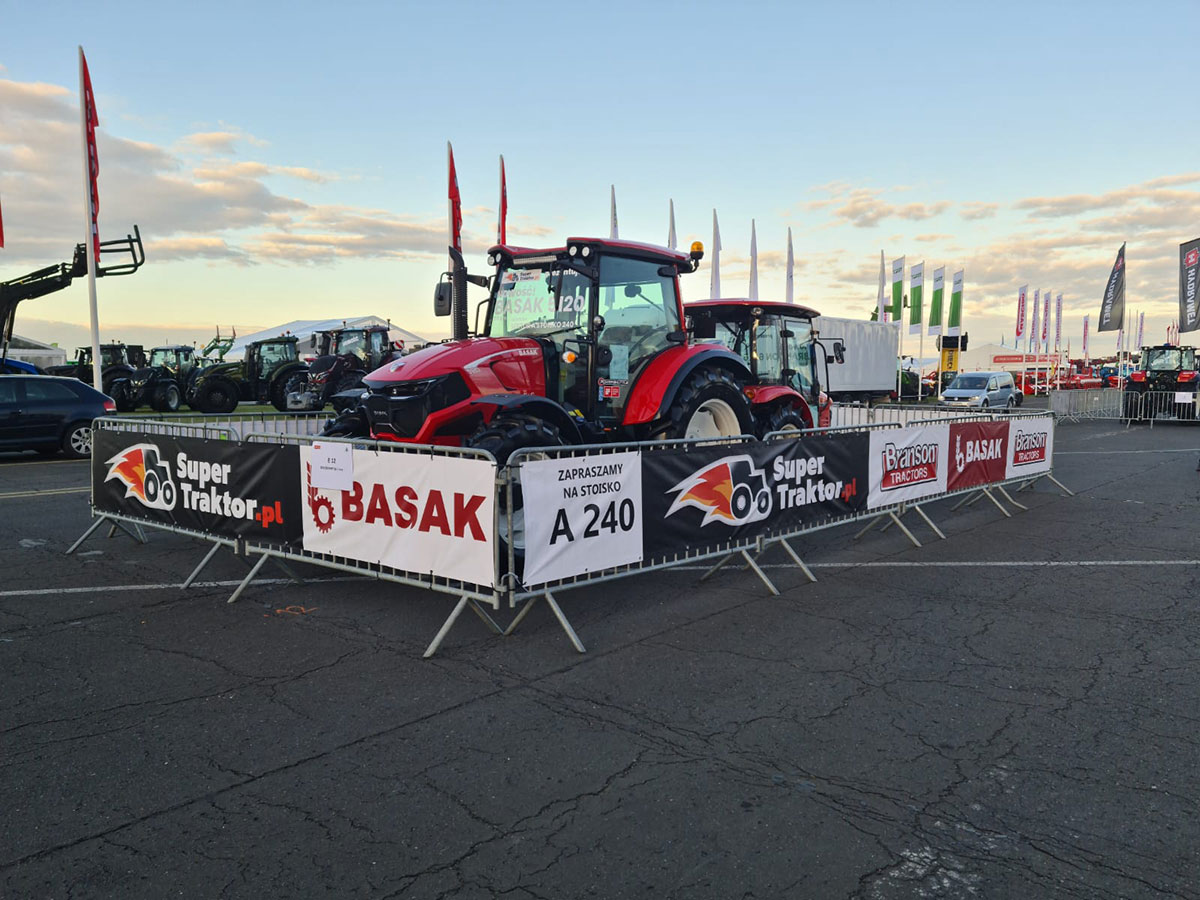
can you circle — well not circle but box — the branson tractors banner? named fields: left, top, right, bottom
left=639, top=433, right=869, bottom=562
left=298, top=446, right=495, bottom=588
left=1005, top=417, right=1054, bottom=479
left=93, top=430, right=302, bottom=545
left=868, top=423, right=950, bottom=508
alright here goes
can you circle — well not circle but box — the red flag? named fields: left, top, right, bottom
left=80, top=48, right=100, bottom=263
left=447, top=141, right=462, bottom=255
left=498, top=155, right=507, bottom=246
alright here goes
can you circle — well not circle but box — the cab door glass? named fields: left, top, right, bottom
left=754, top=319, right=783, bottom=382
left=783, top=318, right=814, bottom=395
left=595, top=256, right=677, bottom=421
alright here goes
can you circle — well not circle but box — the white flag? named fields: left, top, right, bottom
left=748, top=219, right=759, bottom=300
left=609, top=185, right=618, bottom=239
left=710, top=209, right=722, bottom=299
left=1055, top=293, right=1063, bottom=351
left=908, top=261, right=924, bottom=336
left=667, top=199, right=676, bottom=251
left=927, top=266, right=945, bottom=336
left=786, top=228, right=795, bottom=305
left=1030, top=290, right=1040, bottom=353
left=1136, top=310, right=1144, bottom=348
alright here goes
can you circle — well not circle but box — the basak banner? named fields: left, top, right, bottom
left=868, top=423, right=950, bottom=508
left=1180, top=238, right=1200, bottom=334
left=948, top=421, right=1009, bottom=492
left=520, top=451, right=642, bottom=586
left=1098, top=243, right=1126, bottom=332
left=92, top=430, right=301, bottom=544
left=299, top=447, right=494, bottom=587
left=640, top=434, right=868, bottom=559
left=1005, top=418, right=1054, bottom=479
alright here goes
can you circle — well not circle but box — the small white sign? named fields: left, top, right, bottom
left=1175, top=392, right=1197, bottom=404
left=310, top=441, right=354, bottom=491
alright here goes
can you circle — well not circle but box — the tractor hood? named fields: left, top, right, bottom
left=202, top=361, right=241, bottom=381
left=362, top=336, right=547, bottom=397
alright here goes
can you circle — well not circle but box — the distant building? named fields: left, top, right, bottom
left=3, top=334, right=67, bottom=369
left=227, top=316, right=428, bottom=359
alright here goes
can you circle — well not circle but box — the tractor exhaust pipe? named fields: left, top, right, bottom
left=449, top=246, right=468, bottom=341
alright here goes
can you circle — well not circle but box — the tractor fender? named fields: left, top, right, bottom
left=747, top=385, right=815, bottom=428
left=622, top=346, right=752, bottom=426
left=470, top=393, right=583, bottom=443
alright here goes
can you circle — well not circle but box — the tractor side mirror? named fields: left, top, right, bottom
left=434, top=281, right=453, bottom=317
left=779, top=329, right=794, bottom=338
left=309, top=333, right=317, bottom=348
left=667, top=330, right=687, bottom=344
left=833, top=341, right=845, bottom=364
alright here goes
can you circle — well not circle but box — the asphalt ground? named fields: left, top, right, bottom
left=2, top=415, right=1199, bottom=899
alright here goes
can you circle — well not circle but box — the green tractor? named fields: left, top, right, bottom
left=190, top=336, right=307, bottom=413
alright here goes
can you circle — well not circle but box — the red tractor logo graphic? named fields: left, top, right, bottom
left=666, top=455, right=772, bottom=526
left=305, top=463, right=336, bottom=534
left=105, top=443, right=177, bottom=510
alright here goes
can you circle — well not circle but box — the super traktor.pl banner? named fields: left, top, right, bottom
left=640, top=433, right=869, bottom=560
left=92, top=430, right=303, bottom=545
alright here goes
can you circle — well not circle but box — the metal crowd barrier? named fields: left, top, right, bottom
left=1049, top=388, right=1124, bottom=421
left=1120, top=390, right=1200, bottom=424
left=151, top=411, right=330, bottom=439
left=71, top=409, right=1069, bottom=657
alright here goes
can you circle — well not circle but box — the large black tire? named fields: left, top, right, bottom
left=756, top=405, right=808, bottom=439
left=113, top=382, right=137, bottom=413
left=278, top=371, right=309, bottom=410
left=466, top=413, right=565, bottom=569
left=151, top=382, right=182, bottom=413
left=320, top=407, right=370, bottom=438
left=61, top=421, right=93, bottom=459
left=195, top=377, right=240, bottom=414
left=656, top=368, right=753, bottom=440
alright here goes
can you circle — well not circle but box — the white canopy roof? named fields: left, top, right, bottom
left=228, top=316, right=428, bottom=358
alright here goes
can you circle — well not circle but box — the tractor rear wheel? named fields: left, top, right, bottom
left=467, top=413, right=565, bottom=567
left=757, top=405, right=807, bottom=438
left=195, top=377, right=240, bottom=414
left=658, top=368, right=753, bottom=440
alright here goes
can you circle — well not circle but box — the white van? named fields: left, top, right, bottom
left=939, top=371, right=1018, bottom=409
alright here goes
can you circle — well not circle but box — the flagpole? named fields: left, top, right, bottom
left=78, top=47, right=102, bottom=394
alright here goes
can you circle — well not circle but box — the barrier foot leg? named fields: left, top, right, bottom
left=182, top=541, right=224, bottom=589
left=65, top=515, right=109, bottom=555
left=778, top=538, right=817, bottom=584
left=980, top=487, right=1012, bottom=518
left=911, top=503, right=946, bottom=540
left=994, top=485, right=1028, bottom=511
left=741, top=550, right=780, bottom=596
left=227, top=553, right=270, bottom=604
left=1046, top=474, right=1075, bottom=496
left=503, top=592, right=586, bottom=653
left=888, top=510, right=922, bottom=548
left=424, top=595, right=471, bottom=658
left=269, top=555, right=305, bottom=584
left=469, top=600, right=503, bottom=635
left=950, top=490, right=980, bottom=511
left=699, top=552, right=737, bottom=583
left=853, top=514, right=886, bottom=540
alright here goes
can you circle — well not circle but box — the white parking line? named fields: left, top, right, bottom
left=1056, top=449, right=1200, bottom=454
left=0, top=576, right=362, bottom=599
left=0, top=487, right=91, bottom=500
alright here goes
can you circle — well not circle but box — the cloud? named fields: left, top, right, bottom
left=960, top=201, right=998, bottom=220
left=808, top=185, right=950, bottom=228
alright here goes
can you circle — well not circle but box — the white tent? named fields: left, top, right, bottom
left=227, top=316, right=428, bottom=359
left=5, top=334, right=68, bottom=369
left=956, top=342, right=1063, bottom=372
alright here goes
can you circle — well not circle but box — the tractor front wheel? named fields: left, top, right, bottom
left=467, top=413, right=565, bottom=567
left=113, top=383, right=137, bottom=413
left=152, top=382, right=181, bottom=413
left=195, top=378, right=240, bottom=414
left=658, top=368, right=753, bottom=440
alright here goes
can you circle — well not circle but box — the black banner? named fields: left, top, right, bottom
left=1181, top=239, right=1200, bottom=335
left=641, top=432, right=869, bottom=560
left=1098, top=243, right=1126, bottom=332
left=91, top=430, right=303, bottom=546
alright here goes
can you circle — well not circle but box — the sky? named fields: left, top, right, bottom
left=2, top=0, right=1198, bottom=358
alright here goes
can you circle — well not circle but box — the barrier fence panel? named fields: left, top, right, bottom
left=1050, top=388, right=1123, bottom=420
left=1120, top=390, right=1199, bottom=424
left=73, top=409, right=1068, bottom=656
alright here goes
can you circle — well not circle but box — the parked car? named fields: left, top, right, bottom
left=939, top=371, right=1019, bottom=409
left=0, top=375, right=115, bottom=458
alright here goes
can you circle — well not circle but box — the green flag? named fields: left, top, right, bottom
left=890, top=256, right=904, bottom=323
left=947, top=269, right=964, bottom=336
left=908, top=261, right=924, bottom=334
left=928, top=266, right=945, bottom=336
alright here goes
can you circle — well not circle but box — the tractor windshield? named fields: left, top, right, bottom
left=149, top=349, right=178, bottom=369
left=492, top=266, right=590, bottom=338
left=100, top=347, right=123, bottom=367
left=1143, top=348, right=1183, bottom=371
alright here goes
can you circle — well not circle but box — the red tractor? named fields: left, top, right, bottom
left=324, top=238, right=756, bottom=456
left=685, top=299, right=834, bottom=436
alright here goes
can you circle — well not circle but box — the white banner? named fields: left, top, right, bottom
left=1005, top=418, right=1054, bottom=479
left=520, top=451, right=643, bottom=585
left=868, top=423, right=950, bottom=509
left=299, top=447, right=495, bottom=587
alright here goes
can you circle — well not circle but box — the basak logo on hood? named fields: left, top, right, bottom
left=1186, top=249, right=1199, bottom=268
left=105, top=443, right=177, bottom=510
left=954, top=433, right=1003, bottom=473
left=105, top=442, right=284, bottom=527
left=666, top=455, right=772, bottom=526
left=880, top=441, right=939, bottom=490
left=306, top=463, right=487, bottom=541
left=1012, top=430, right=1049, bottom=466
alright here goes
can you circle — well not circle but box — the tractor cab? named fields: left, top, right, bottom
left=247, top=337, right=300, bottom=385
left=146, top=346, right=198, bottom=378
left=686, top=299, right=834, bottom=433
